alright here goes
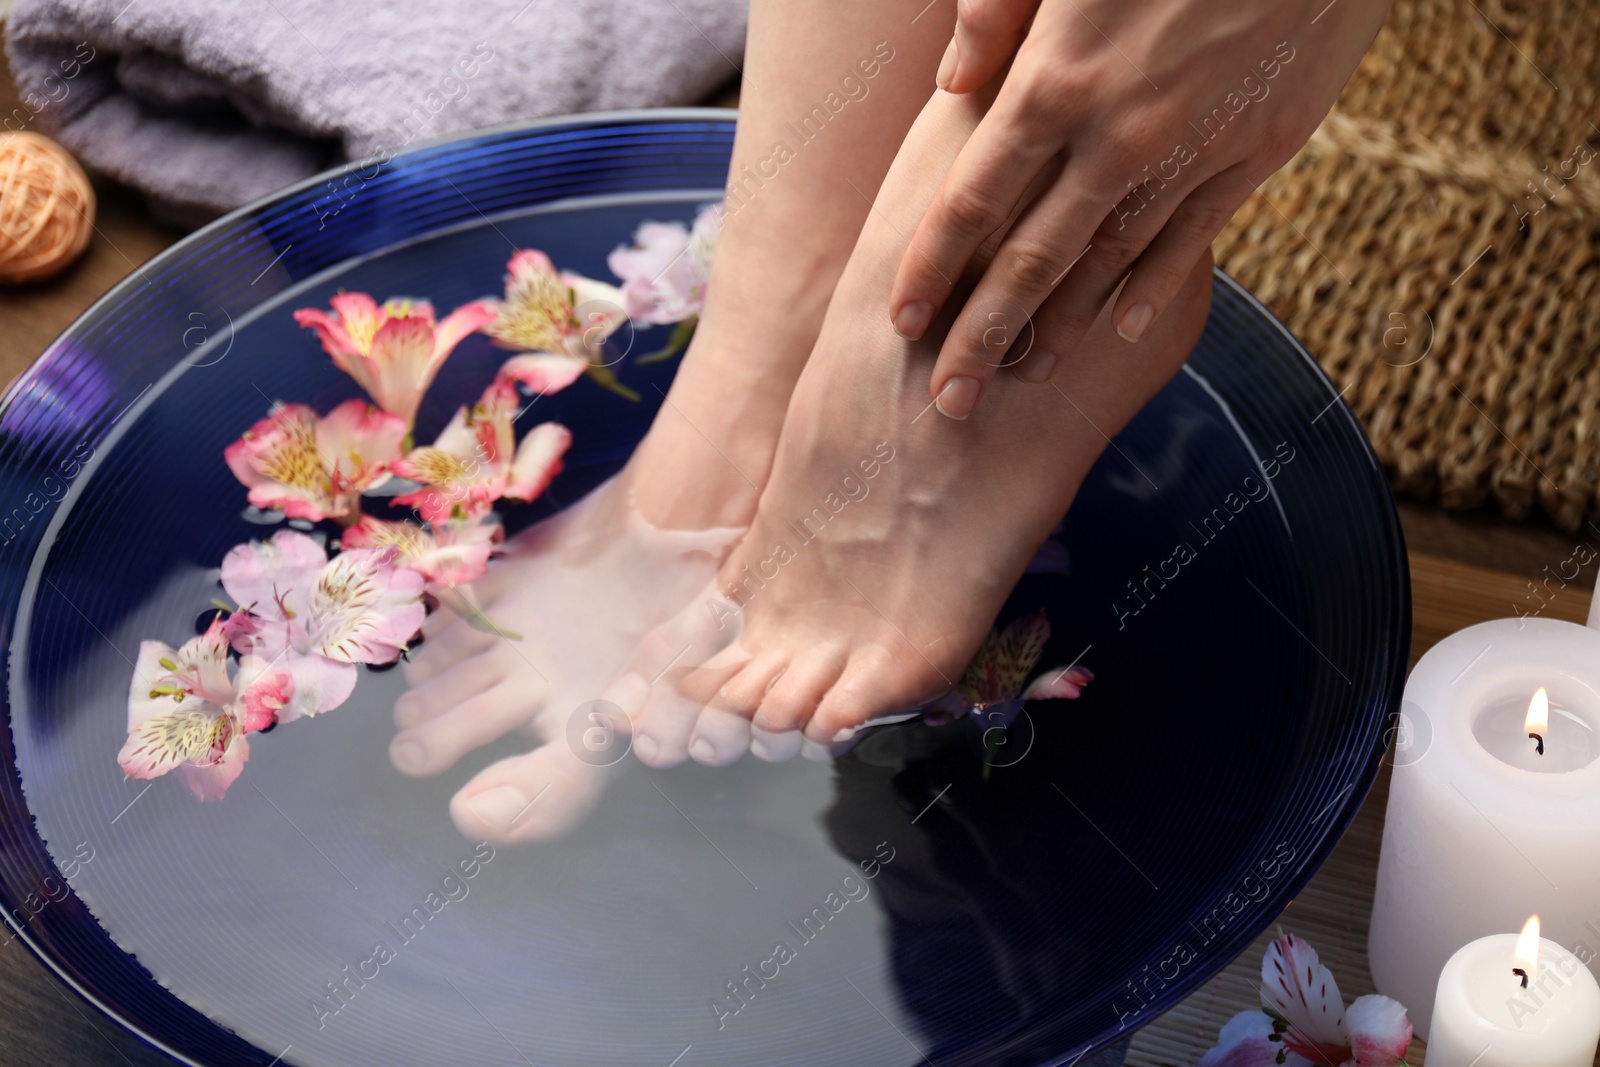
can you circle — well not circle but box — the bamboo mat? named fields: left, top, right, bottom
left=1213, top=0, right=1600, bottom=535
left=1125, top=552, right=1600, bottom=1067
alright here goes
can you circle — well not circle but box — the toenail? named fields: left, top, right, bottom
left=750, top=737, right=772, bottom=761
left=1017, top=348, right=1057, bottom=383
left=690, top=737, right=716, bottom=763
left=634, top=734, right=659, bottom=762
left=391, top=740, right=427, bottom=773
left=464, top=786, right=529, bottom=830
left=935, top=376, right=981, bottom=420
left=894, top=301, right=935, bottom=340
left=832, top=726, right=857, bottom=743
left=1117, top=303, right=1155, bottom=342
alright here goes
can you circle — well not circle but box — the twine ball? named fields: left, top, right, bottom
left=0, top=132, right=95, bottom=284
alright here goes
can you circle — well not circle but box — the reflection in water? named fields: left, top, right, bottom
left=828, top=717, right=1100, bottom=1066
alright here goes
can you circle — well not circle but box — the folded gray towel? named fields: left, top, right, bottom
left=5, top=0, right=746, bottom=224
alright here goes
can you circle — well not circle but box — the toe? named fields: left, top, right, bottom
left=753, top=646, right=846, bottom=733
left=390, top=680, right=542, bottom=776
left=394, top=655, right=508, bottom=729
left=688, top=705, right=751, bottom=766
left=713, top=654, right=787, bottom=717
left=631, top=682, right=705, bottom=768
left=806, top=644, right=943, bottom=744
left=749, top=725, right=804, bottom=762
left=405, top=619, right=502, bottom=684
left=450, top=744, right=606, bottom=845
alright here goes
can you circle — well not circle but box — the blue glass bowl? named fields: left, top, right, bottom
left=0, top=111, right=1409, bottom=1067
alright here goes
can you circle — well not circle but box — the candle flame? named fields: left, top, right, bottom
left=1525, top=687, right=1550, bottom=735
left=1515, top=914, right=1541, bottom=983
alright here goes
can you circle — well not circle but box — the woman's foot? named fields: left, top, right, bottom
left=607, top=92, right=1214, bottom=767
left=392, top=246, right=835, bottom=844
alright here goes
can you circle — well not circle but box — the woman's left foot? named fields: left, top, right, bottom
left=608, top=95, right=1214, bottom=765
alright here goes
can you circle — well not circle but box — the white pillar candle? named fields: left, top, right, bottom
left=1427, top=921, right=1600, bottom=1067
left=1369, top=616, right=1600, bottom=1037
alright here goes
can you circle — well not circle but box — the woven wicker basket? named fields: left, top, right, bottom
left=1214, top=0, right=1600, bottom=532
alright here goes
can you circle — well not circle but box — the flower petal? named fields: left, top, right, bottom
left=118, top=705, right=231, bottom=779
left=225, top=403, right=343, bottom=520
left=175, top=732, right=249, bottom=801
left=220, top=529, right=328, bottom=624
left=504, top=422, right=571, bottom=502
left=328, top=292, right=382, bottom=344
left=562, top=273, right=628, bottom=356
left=432, top=300, right=497, bottom=360
left=499, top=353, right=587, bottom=396
left=291, top=307, right=360, bottom=364
left=1345, top=995, right=1412, bottom=1066
left=1198, top=1011, right=1316, bottom=1067
left=363, top=314, right=441, bottom=424
left=1262, top=934, right=1350, bottom=1061
left=233, top=655, right=296, bottom=732
left=315, top=399, right=406, bottom=493
left=992, top=610, right=1050, bottom=698
left=1021, top=665, right=1094, bottom=701
left=304, top=547, right=425, bottom=664
left=280, top=652, right=359, bottom=720
left=487, top=250, right=572, bottom=354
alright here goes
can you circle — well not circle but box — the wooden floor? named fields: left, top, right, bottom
left=3, top=48, right=1597, bottom=1067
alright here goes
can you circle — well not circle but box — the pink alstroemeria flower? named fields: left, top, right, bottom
left=119, top=619, right=292, bottom=801
left=483, top=249, right=635, bottom=399
left=221, top=529, right=426, bottom=721
left=607, top=203, right=722, bottom=326
left=342, top=515, right=504, bottom=589
left=391, top=376, right=571, bottom=525
left=928, top=610, right=1094, bottom=724
left=224, top=399, right=406, bottom=523
left=1198, top=935, right=1413, bottom=1067
left=293, top=293, right=497, bottom=428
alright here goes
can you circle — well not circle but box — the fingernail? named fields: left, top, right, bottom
left=750, top=737, right=773, bottom=761
left=690, top=737, right=716, bottom=763
left=634, top=734, right=659, bottom=763
left=390, top=739, right=427, bottom=774
left=465, top=786, right=527, bottom=830
left=1117, top=303, right=1155, bottom=342
left=1017, top=348, right=1058, bottom=383
left=894, top=301, right=935, bottom=339
left=935, top=376, right=981, bottom=420
left=935, top=36, right=959, bottom=91
left=833, top=726, right=857, bottom=743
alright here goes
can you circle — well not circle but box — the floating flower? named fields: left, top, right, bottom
left=608, top=203, right=721, bottom=326
left=483, top=249, right=635, bottom=400
left=293, top=293, right=497, bottom=428
left=221, top=529, right=426, bottom=721
left=343, top=515, right=504, bottom=589
left=224, top=399, right=406, bottom=523
left=929, top=610, right=1094, bottom=724
left=391, top=376, right=571, bottom=525
left=118, top=619, right=292, bottom=801
left=1198, top=935, right=1412, bottom=1067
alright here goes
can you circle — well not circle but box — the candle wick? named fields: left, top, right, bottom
left=1528, top=731, right=1545, bottom=755
left=1513, top=967, right=1529, bottom=988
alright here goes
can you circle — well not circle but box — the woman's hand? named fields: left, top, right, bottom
left=893, top=0, right=1391, bottom=418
